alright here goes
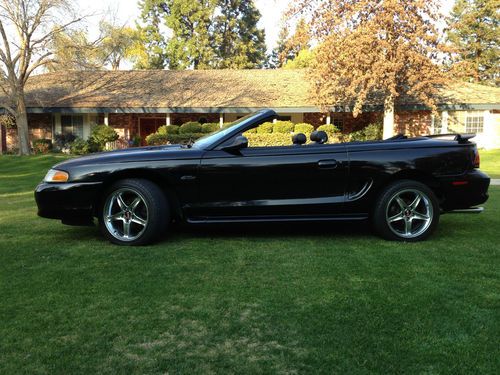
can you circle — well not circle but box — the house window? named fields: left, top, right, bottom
left=465, top=116, right=484, bottom=133
left=61, top=115, right=84, bottom=138
left=333, top=118, right=344, bottom=131
left=277, top=115, right=292, bottom=121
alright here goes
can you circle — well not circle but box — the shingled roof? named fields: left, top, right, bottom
left=9, top=69, right=500, bottom=112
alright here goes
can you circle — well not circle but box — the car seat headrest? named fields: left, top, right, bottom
left=292, top=133, right=307, bottom=145
left=310, top=130, right=328, bottom=144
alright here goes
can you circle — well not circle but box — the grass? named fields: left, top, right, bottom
left=480, top=149, right=500, bottom=178
left=0, top=155, right=499, bottom=374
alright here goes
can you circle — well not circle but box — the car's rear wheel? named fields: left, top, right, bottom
left=99, top=179, right=168, bottom=245
left=373, top=180, right=439, bottom=241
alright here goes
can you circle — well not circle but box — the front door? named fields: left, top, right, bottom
left=139, top=118, right=165, bottom=145
left=189, top=144, right=349, bottom=221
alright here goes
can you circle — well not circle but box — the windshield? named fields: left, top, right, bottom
left=192, top=112, right=257, bottom=149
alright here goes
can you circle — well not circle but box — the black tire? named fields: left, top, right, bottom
left=99, top=179, right=169, bottom=246
left=373, top=179, right=440, bottom=242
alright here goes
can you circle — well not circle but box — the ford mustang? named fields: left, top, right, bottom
left=35, top=109, right=490, bottom=245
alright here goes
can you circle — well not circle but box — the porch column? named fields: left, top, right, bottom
left=440, top=110, right=448, bottom=134
left=430, top=114, right=435, bottom=135
left=166, top=113, right=171, bottom=126
left=104, top=113, right=109, bottom=126
left=326, top=113, right=331, bottom=125
left=219, top=113, right=224, bottom=128
left=54, top=113, right=62, bottom=135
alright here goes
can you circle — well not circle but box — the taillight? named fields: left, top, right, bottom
left=473, top=148, right=480, bottom=168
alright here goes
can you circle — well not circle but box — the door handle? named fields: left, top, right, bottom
left=318, top=159, right=338, bottom=169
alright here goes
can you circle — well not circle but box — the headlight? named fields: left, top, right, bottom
left=44, top=169, right=69, bottom=183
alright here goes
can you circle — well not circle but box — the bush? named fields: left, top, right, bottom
left=273, top=121, right=295, bottom=134
left=89, top=125, right=119, bottom=151
left=201, top=123, right=220, bottom=133
left=69, top=138, right=90, bottom=155
left=294, top=123, right=314, bottom=134
left=146, top=132, right=204, bottom=146
left=256, top=122, right=274, bottom=134
left=54, top=133, right=76, bottom=150
left=157, top=125, right=179, bottom=135
left=32, top=139, right=52, bottom=154
left=349, top=123, right=383, bottom=142
left=316, top=124, right=340, bottom=139
left=179, top=122, right=202, bottom=134
left=244, top=127, right=257, bottom=134
left=245, top=133, right=293, bottom=147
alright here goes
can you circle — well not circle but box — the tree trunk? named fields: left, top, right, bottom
left=0, top=125, right=4, bottom=155
left=383, top=95, right=395, bottom=139
left=16, top=93, right=31, bottom=155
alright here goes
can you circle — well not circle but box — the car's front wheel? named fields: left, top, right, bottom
left=373, top=180, right=440, bottom=241
left=99, top=179, right=168, bottom=245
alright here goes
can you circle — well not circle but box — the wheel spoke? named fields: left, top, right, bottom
left=404, top=218, right=413, bottom=235
left=130, top=197, right=142, bottom=212
left=413, top=211, right=430, bottom=221
left=123, top=221, right=131, bottom=238
left=116, top=193, right=128, bottom=210
left=388, top=212, right=404, bottom=223
left=410, top=194, right=422, bottom=210
left=107, top=212, right=124, bottom=222
left=395, top=196, right=406, bottom=210
left=131, top=214, right=147, bottom=226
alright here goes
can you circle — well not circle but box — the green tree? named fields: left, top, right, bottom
left=136, top=0, right=168, bottom=69
left=99, top=22, right=143, bottom=70
left=48, top=30, right=102, bottom=71
left=214, top=0, right=266, bottom=68
left=290, top=0, right=448, bottom=138
left=447, top=0, right=499, bottom=86
left=269, top=24, right=290, bottom=68
left=137, top=0, right=266, bottom=69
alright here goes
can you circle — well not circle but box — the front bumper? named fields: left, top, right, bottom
left=35, top=181, right=103, bottom=225
left=439, top=169, right=490, bottom=211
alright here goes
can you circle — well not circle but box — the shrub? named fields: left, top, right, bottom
left=157, top=125, right=179, bottom=135
left=294, top=123, right=314, bottom=134
left=179, top=121, right=202, bottom=134
left=69, top=138, right=90, bottom=155
left=316, top=124, right=340, bottom=139
left=89, top=125, right=119, bottom=151
left=54, top=133, right=76, bottom=150
left=32, top=139, right=52, bottom=154
left=146, top=132, right=204, bottom=146
left=349, top=122, right=383, bottom=142
left=273, top=121, right=295, bottom=134
left=201, top=123, right=220, bottom=133
left=244, top=127, right=257, bottom=134
left=245, top=133, right=293, bottom=147
left=256, top=122, right=274, bottom=134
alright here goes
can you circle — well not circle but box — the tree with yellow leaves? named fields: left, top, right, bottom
left=291, top=0, right=448, bottom=138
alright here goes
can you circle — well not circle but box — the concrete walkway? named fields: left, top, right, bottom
left=491, top=179, right=500, bottom=186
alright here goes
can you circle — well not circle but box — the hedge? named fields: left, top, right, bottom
left=179, top=122, right=202, bottom=134
left=256, top=122, right=274, bottom=134
left=294, top=123, right=314, bottom=134
left=201, top=123, right=220, bottom=133
left=273, top=120, right=295, bottom=133
left=146, top=132, right=204, bottom=145
left=157, top=125, right=180, bottom=135
left=32, top=138, right=52, bottom=154
left=349, top=123, right=383, bottom=141
left=245, top=133, right=293, bottom=147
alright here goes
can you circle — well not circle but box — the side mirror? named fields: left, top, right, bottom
left=219, top=135, right=248, bottom=153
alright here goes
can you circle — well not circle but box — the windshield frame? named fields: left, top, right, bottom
left=192, top=109, right=277, bottom=150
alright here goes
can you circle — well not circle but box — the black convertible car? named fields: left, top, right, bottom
left=35, top=109, right=490, bottom=245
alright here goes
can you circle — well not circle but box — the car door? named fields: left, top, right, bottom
left=186, top=143, right=349, bottom=221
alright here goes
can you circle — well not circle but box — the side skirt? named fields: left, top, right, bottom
left=186, top=214, right=369, bottom=224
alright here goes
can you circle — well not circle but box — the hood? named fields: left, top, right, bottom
left=54, top=144, right=203, bottom=170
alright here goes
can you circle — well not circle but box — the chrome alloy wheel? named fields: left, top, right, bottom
left=385, top=189, right=433, bottom=239
left=103, top=188, right=149, bottom=242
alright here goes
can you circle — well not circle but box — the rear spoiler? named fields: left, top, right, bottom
left=424, top=133, right=476, bottom=144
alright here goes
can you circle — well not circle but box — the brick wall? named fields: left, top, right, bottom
left=395, top=111, right=432, bottom=136
left=6, top=114, right=53, bottom=151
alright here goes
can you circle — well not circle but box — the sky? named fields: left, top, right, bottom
left=77, top=0, right=457, bottom=54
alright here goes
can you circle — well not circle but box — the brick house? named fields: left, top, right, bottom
left=1, top=69, right=499, bottom=151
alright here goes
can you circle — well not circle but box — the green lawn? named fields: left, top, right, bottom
left=481, top=149, right=500, bottom=178
left=1, top=155, right=499, bottom=374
